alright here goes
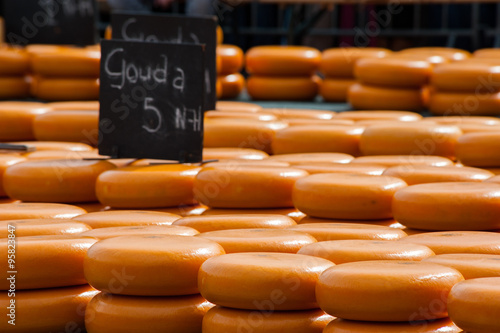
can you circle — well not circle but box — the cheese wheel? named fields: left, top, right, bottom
left=298, top=240, right=434, bottom=264
left=0, top=218, right=91, bottom=238
left=423, top=253, right=500, bottom=279
left=320, top=47, right=391, bottom=78
left=203, top=147, right=269, bottom=160
left=201, top=160, right=289, bottom=169
left=31, top=48, right=100, bottom=77
left=473, top=48, right=500, bottom=58
left=85, top=292, right=213, bottom=333
left=399, top=231, right=500, bottom=254
left=320, top=78, right=356, bottom=102
left=80, top=225, right=198, bottom=240
left=351, top=155, right=454, bottom=167
left=48, top=100, right=99, bottom=111
left=272, top=125, right=363, bottom=155
left=264, top=108, right=335, bottom=120
left=354, top=58, right=432, bottom=88
left=0, top=235, right=97, bottom=289
left=316, top=260, right=464, bottom=321
left=293, top=173, right=407, bottom=220
left=323, top=317, right=461, bottom=333
left=456, top=132, right=500, bottom=167
left=0, top=202, right=86, bottom=220
left=219, top=73, right=245, bottom=99
left=203, top=306, right=333, bottom=333
left=294, top=162, right=385, bottom=175
left=205, top=110, right=276, bottom=121
left=297, top=216, right=401, bottom=228
left=0, top=101, right=52, bottom=141
left=33, top=110, right=98, bottom=145
left=288, top=223, right=407, bottom=242
left=31, top=77, right=99, bottom=101
left=215, top=101, right=262, bottom=113
left=360, top=123, right=462, bottom=158
left=199, top=252, right=334, bottom=310
left=431, top=62, right=500, bottom=91
left=448, top=277, right=500, bottom=333
left=285, top=118, right=354, bottom=126
left=348, top=83, right=424, bottom=110
left=399, top=47, right=470, bottom=61
left=9, top=141, right=93, bottom=152
left=0, top=154, right=26, bottom=197
left=0, top=77, right=29, bottom=99
left=4, top=159, right=115, bottom=203
left=24, top=44, right=69, bottom=55
left=336, top=110, right=422, bottom=122
left=456, top=124, right=500, bottom=134
left=204, top=119, right=287, bottom=154
left=72, top=210, right=180, bottom=228
left=428, top=91, right=500, bottom=116
left=201, top=208, right=305, bottom=222
left=217, top=44, right=244, bottom=75
left=0, top=48, right=29, bottom=75
left=394, top=182, right=500, bottom=230
left=145, top=204, right=206, bottom=216
left=96, top=164, right=201, bottom=208
left=246, top=46, right=321, bottom=76
left=383, top=165, right=493, bottom=185
left=267, top=152, right=353, bottom=165
left=84, top=235, right=225, bottom=296
left=197, top=228, right=316, bottom=253
left=173, top=214, right=296, bottom=232
left=429, top=116, right=500, bottom=126
left=247, top=75, right=320, bottom=101
left=0, top=285, right=98, bottom=333
left=389, top=52, right=451, bottom=65
left=194, top=166, right=308, bottom=208
left=22, top=149, right=101, bottom=160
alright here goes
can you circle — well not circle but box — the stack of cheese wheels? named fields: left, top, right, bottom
left=217, top=44, right=245, bottom=99
left=29, top=46, right=100, bottom=101
left=246, top=46, right=321, bottom=100
left=349, top=56, right=432, bottom=110
left=83, top=235, right=225, bottom=332
left=0, top=48, right=30, bottom=99
left=319, top=47, right=391, bottom=102
left=200, top=252, right=335, bottom=332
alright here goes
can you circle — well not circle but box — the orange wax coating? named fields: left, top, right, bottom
left=288, top=223, right=407, bottom=242
left=72, top=210, right=180, bottom=228
left=173, top=214, right=296, bottom=232
left=320, top=47, right=391, bottom=78
left=0, top=218, right=91, bottom=238
left=0, top=202, right=86, bottom=220
left=247, top=75, right=320, bottom=101
left=348, top=83, right=424, bottom=111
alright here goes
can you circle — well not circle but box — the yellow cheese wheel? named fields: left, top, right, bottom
left=294, top=162, right=385, bottom=175
left=320, top=47, right=391, bottom=78
left=423, top=253, right=500, bottom=279
left=84, top=235, right=225, bottom=296
left=31, top=77, right=99, bottom=101
left=194, top=166, right=308, bottom=208
left=264, top=108, right=335, bottom=120
left=201, top=160, right=289, bottom=169
left=4, top=159, right=115, bottom=203
left=267, top=152, right=353, bottom=165
left=21, top=150, right=108, bottom=162
left=203, top=147, right=269, bottom=160
left=383, top=165, right=493, bottom=185
left=0, top=77, right=29, bottom=99
left=247, top=75, right=320, bottom=101
left=388, top=52, right=451, bottom=65
left=428, top=91, right=500, bottom=116
left=201, top=208, right=305, bottom=222
left=47, top=100, right=99, bottom=111
left=25, top=44, right=69, bottom=55
left=203, top=306, right=333, bottom=333
left=96, top=164, right=201, bottom=208
left=0, top=218, right=91, bottom=238
left=0, top=101, right=52, bottom=141
left=293, top=173, right=407, bottom=220
left=473, top=48, right=500, bottom=58
left=0, top=202, right=86, bottom=220
left=298, top=240, right=434, bottom=264
left=399, top=47, right=470, bottom=61
left=0, top=154, right=26, bottom=197
left=323, top=317, right=461, bottom=332
left=448, top=277, right=500, bottom=333
left=33, top=110, right=98, bottom=145
left=173, top=214, right=296, bottom=232
left=0, top=235, right=96, bottom=289
left=335, top=110, right=422, bottom=122
left=246, top=46, right=321, bottom=76
left=215, top=101, right=262, bottom=112
left=399, top=231, right=500, bottom=254
left=456, top=132, right=500, bottom=167
left=10, top=140, right=93, bottom=152
left=316, top=260, right=464, bottom=321
left=219, top=73, right=245, bottom=99
left=197, top=228, right=316, bottom=253
left=297, top=215, right=401, bottom=226
left=320, top=78, right=356, bottom=102
left=199, top=252, right=334, bottom=310
left=0, top=48, right=29, bottom=75
left=393, top=182, right=500, bottom=230
left=85, top=292, right=213, bottom=333
left=72, top=210, right=180, bottom=228
left=205, top=110, right=277, bottom=121
left=354, top=58, right=432, bottom=88
left=287, top=223, right=407, bottom=242
left=217, top=44, right=244, bottom=75
left=431, top=62, right=500, bottom=91
left=351, top=155, right=454, bottom=167
left=0, top=285, right=98, bottom=333
left=204, top=119, right=287, bottom=154
left=272, top=125, right=363, bottom=155
left=79, top=225, right=198, bottom=240
left=30, top=48, right=100, bottom=77
left=348, top=83, right=424, bottom=110
left=429, top=116, right=500, bottom=126
left=284, top=118, right=354, bottom=126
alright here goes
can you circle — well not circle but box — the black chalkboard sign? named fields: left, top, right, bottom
left=4, top=0, right=98, bottom=46
left=98, top=39, right=205, bottom=163
left=111, top=12, right=217, bottom=110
